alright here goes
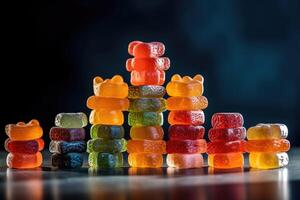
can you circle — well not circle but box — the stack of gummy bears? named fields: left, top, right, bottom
left=166, top=75, right=208, bottom=169
left=207, top=113, right=247, bottom=169
left=49, top=113, right=87, bottom=168
left=246, top=123, right=290, bottom=169
left=87, top=76, right=128, bottom=168
left=5, top=120, right=44, bottom=169
left=126, top=41, right=170, bottom=168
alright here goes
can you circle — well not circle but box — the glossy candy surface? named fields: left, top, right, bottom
left=128, top=41, right=165, bottom=58
left=168, top=125, right=205, bottom=140
left=87, top=96, right=129, bottom=111
left=6, top=120, right=43, bottom=141
left=126, top=57, right=170, bottom=71
left=55, top=113, right=88, bottom=128
left=128, top=112, right=163, bottom=126
left=7, top=152, right=42, bottom=169
left=128, top=153, right=163, bottom=168
left=246, top=139, right=290, bottom=153
left=207, top=140, right=246, bottom=154
left=127, top=140, right=166, bottom=154
left=87, top=138, right=127, bottom=153
left=128, top=85, right=165, bottom=99
left=89, top=152, right=123, bottom=168
left=211, top=113, right=244, bottom=129
left=247, top=123, right=288, bottom=140
left=89, top=110, right=124, bottom=125
left=130, top=70, right=165, bottom=86
left=166, top=96, right=208, bottom=110
left=208, top=153, right=244, bottom=169
left=129, top=98, right=166, bottom=112
left=49, top=141, right=86, bottom=154
left=249, top=152, right=289, bottom=169
left=52, top=153, right=83, bottom=169
left=167, top=154, right=204, bottom=169
left=168, top=110, right=205, bottom=125
left=5, top=138, right=44, bottom=154
left=208, top=127, right=246, bottom=142
left=167, top=139, right=207, bottom=154
left=49, top=127, right=85, bottom=141
left=130, top=126, right=164, bottom=140
left=90, top=125, right=124, bottom=139
left=93, top=75, right=128, bottom=98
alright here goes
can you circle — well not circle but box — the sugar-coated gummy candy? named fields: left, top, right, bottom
left=7, top=152, right=42, bottom=169
left=128, top=112, right=163, bottom=126
left=127, top=140, right=166, bottom=154
left=128, top=85, right=166, bottom=99
left=89, top=152, right=123, bottom=168
left=89, top=110, right=124, bottom=125
left=128, top=41, right=165, bottom=58
left=211, top=113, right=244, bottom=129
left=129, top=98, right=166, bottom=112
left=90, top=124, right=124, bottom=139
left=130, top=126, right=164, bottom=140
left=166, top=74, right=204, bottom=97
left=126, top=57, right=170, bottom=71
left=51, top=153, right=83, bottom=169
left=5, top=119, right=43, bottom=141
left=93, top=75, right=128, bottom=98
left=247, top=123, right=288, bottom=140
left=55, top=112, right=88, bottom=128
left=5, top=138, right=44, bottom=154
left=130, top=70, right=165, bottom=86
left=87, top=96, right=129, bottom=111
left=168, top=110, right=205, bottom=126
left=249, top=152, right=289, bottom=169
left=166, top=96, right=208, bottom=110
left=49, top=141, right=86, bottom=154
left=49, top=127, right=85, bottom=141
left=167, top=154, right=204, bottom=169
left=245, top=139, right=290, bottom=153
left=208, top=127, right=246, bottom=142
left=128, top=153, right=163, bottom=168
left=207, top=140, right=246, bottom=154
left=208, top=153, right=244, bottom=169
left=167, top=139, right=207, bottom=154
left=87, top=138, right=127, bottom=153
left=168, top=125, right=205, bottom=140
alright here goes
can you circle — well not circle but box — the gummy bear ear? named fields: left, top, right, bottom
left=128, top=41, right=143, bottom=55
left=171, top=74, right=182, bottom=81
left=111, top=75, right=123, bottom=83
left=193, top=74, right=204, bottom=83
left=182, top=76, right=193, bottom=82
left=17, top=122, right=25, bottom=125
left=29, top=119, right=40, bottom=126
left=93, top=76, right=103, bottom=85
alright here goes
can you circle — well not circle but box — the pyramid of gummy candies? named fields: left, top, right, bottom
left=207, top=113, right=247, bottom=169
left=49, top=113, right=87, bottom=168
left=5, top=120, right=44, bottom=169
left=86, top=75, right=128, bottom=168
left=246, top=123, right=290, bottom=169
left=126, top=41, right=169, bottom=168
left=166, top=74, right=208, bottom=169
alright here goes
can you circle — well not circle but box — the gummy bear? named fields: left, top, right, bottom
left=247, top=123, right=288, bottom=140
left=128, top=41, right=165, bottom=58
left=55, top=113, right=88, bottom=128
left=87, top=96, right=129, bottom=111
left=49, top=141, right=86, bottom=154
left=168, top=125, right=205, bottom=140
left=128, top=153, right=163, bottom=168
left=90, top=124, right=124, bottom=139
left=89, top=110, right=124, bottom=125
left=245, top=139, right=290, bottom=153
left=130, top=126, right=164, bottom=140
left=7, top=152, right=42, bottom=169
left=127, top=140, right=166, bottom=154
left=5, top=138, right=44, bottom=154
left=211, top=113, right=244, bottom=129
left=89, top=152, right=123, bottom=168
left=126, top=57, right=170, bottom=71
left=166, top=96, right=208, bottom=110
left=93, top=75, right=128, bottom=98
left=168, top=110, right=205, bottom=126
left=208, top=153, right=244, bottom=169
left=167, top=154, right=204, bottom=169
left=128, top=85, right=166, bottom=99
left=51, top=153, right=83, bottom=169
left=249, top=152, right=289, bottom=169
left=49, top=127, right=86, bottom=141
left=207, top=140, right=246, bottom=154
left=87, top=138, right=127, bottom=153
left=130, top=70, right=165, bottom=86
left=128, top=98, right=166, bottom=112
left=128, top=112, right=163, bottom=126
left=167, top=139, right=207, bottom=154
left=208, top=127, right=246, bottom=142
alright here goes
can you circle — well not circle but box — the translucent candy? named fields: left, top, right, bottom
left=128, top=85, right=166, bottom=99
left=128, top=41, right=165, bottom=58
left=168, top=110, right=205, bottom=126
left=129, top=98, right=166, bottom=112
left=87, top=96, right=129, bottom=111
left=247, top=123, right=288, bottom=140
left=128, top=112, right=163, bottom=126
left=130, top=126, right=164, bottom=140
left=166, top=74, right=204, bottom=97
left=93, top=75, right=128, bottom=98
left=49, top=141, right=86, bottom=154
left=89, top=110, right=124, bottom=125
left=168, top=125, right=205, bottom=140
left=167, top=139, right=207, bottom=154
left=87, top=138, right=127, bottom=153
left=51, top=153, right=83, bottom=169
left=5, top=138, right=44, bottom=154
left=7, top=152, right=42, bottom=169
left=88, top=152, right=123, bottom=168
left=207, top=140, right=246, bottom=154
left=246, top=139, right=290, bottom=153
left=211, top=113, right=244, bottom=129
left=249, top=152, right=289, bottom=169
left=128, top=153, right=163, bottom=168
left=166, top=96, right=208, bottom=110
left=55, top=112, right=88, bottom=128
left=126, top=57, right=170, bottom=71
left=208, top=153, right=244, bottom=169
left=130, top=70, right=165, bottom=86
left=167, top=154, right=204, bottom=169
left=208, top=127, right=246, bottom=142
left=5, top=119, right=43, bottom=141
left=90, top=124, right=124, bottom=139
left=49, top=127, right=86, bottom=141
left=127, top=140, right=166, bottom=154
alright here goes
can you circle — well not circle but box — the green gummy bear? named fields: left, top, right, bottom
left=128, top=86, right=165, bottom=99
left=90, top=125, right=124, bottom=139
left=87, top=138, right=127, bottom=153
left=129, top=98, right=166, bottom=112
left=88, top=152, right=123, bottom=168
left=55, top=112, right=88, bottom=128
left=128, top=112, right=163, bottom=126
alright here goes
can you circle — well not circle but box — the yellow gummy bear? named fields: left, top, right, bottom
left=249, top=152, right=289, bottom=169
left=247, top=123, right=288, bottom=140
left=93, top=75, right=128, bottom=98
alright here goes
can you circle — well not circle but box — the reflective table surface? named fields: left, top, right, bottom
left=0, top=149, right=299, bottom=200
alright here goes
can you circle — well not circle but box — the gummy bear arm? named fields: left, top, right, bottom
left=126, top=58, right=134, bottom=71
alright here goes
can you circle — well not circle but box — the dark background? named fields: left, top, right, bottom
left=1, top=0, right=299, bottom=149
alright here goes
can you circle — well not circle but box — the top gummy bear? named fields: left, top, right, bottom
left=211, top=113, right=244, bottom=129
left=166, top=74, right=204, bottom=97
left=93, top=75, right=128, bottom=98
left=128, top=41, right=165, bottom=58
left=247, top=123, right=288, bottom=140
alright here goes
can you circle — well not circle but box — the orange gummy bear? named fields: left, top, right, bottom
left=6, top=152, right=43, bottom=169
left=126, top=57, right=170, bottom=71
left=208, top=153, right=244, bottom=169
left=167, top=154, right=204, bottom=169
left=93, top=75, right=128, bottom=98
left=130, top=70, right=165, bottom=86
left=87, top=96, right=129, bottom=111
left=130, top=126, right=164, bottom=140
left=5, top=120, right=43, bottom=141
left=128, top=41, right=165, bottom=58
left=246, top=139, right=290, bottom=153
left=89, top=110, right=124, bottom=125
left=128, top=153, right=163, bottom=168
left=127, top=140, right=166, bottom=154
left=166, top=96, right=208, bottom=110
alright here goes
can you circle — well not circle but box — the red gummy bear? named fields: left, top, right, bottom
left=168, top=110, right=205, bottom=126
left=128, top=41, right=165, bottom=58
left=207, top=140, right=246, bottom=154
left=5, top=138, right=44, bottom=154
left=211, top=113, right=244, bottom=129
left=208, top=127, right=246, bottom=142
left=167, top=139, right=207, bottom=154
left=169, top=125, right=205, bottom=140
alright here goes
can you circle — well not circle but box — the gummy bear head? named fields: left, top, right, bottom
left=93, top=75, right=128, bottom=98
left=128, top=41, right=165, bottom=58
